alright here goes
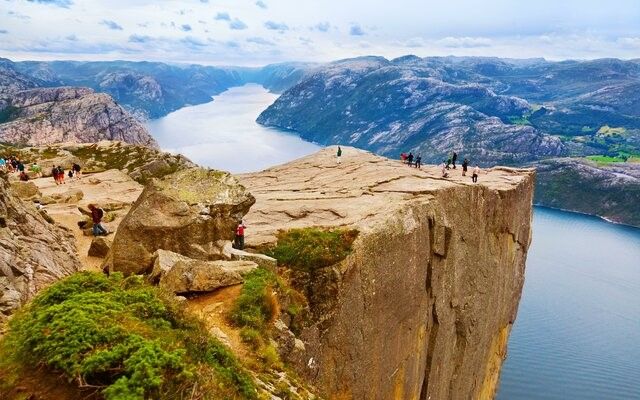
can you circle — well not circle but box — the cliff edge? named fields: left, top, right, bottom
left=239, top=146, right=535, bottom=399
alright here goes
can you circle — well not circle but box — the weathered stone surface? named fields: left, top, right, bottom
left=149, top=249, right=257, bottom=293
left=0, top=172, right=82, bottom=322
left=239, top=147, right=535, bottom=400
left=88, top=237, right=111, bottom=258
left=0, top=87, right=158, bottom=148
left=106, top=168, right=255, bottom=275
left=51, top=188, right=84, bottom=203
left=224, top=242, right=277, bottom=270
left=9, top=181, right=41, bottom=200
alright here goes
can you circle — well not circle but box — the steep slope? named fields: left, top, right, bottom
left=533, top=158, right=640, bottom=226
left=257, top=56, right=565, bottom=164
left=0, top=87, right=157, bottom=148
left=239, top=147, right=535, bottom=399
left=0, top=172, right=82, bottom=323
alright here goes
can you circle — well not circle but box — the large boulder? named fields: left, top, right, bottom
left=0, top=172, right=82, bottom=323
left=149, top=249, right=257, bottom=294
left=9, top=181, right=41, bottom=200
left=88, top=237, right=111, bottom=258
left=106, top=167, right=255, bottom=275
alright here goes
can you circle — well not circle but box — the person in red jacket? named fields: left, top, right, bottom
left=234, top=220, right=246, bottom=250
left=88, top=204, right=108, bottom=236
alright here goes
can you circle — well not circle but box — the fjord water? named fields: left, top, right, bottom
left=497, top=207, right=640, bottom=399
left=146, top=84, right=320, bottom=173
left=148, top=84, right=640, bottom=399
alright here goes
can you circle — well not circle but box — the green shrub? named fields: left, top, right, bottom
left=240, top=327, right=264, bottom=350
left=1, top=272, right=256, bottom=400
left=229, top=268, right=279, bottom=332
left=265, top=228, right=358, bottom=273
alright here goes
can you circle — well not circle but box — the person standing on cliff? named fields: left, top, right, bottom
left=415, top=154, right=422, bottom=169
left=472, top=165, right=480, bottom=183
left=462, top=158, right=469, bottom=176
left=234, top=220, right=246, bottom=250
left=407, top=152, right=414, bottom=166
left=452, top=152, right=458, bottom=169
left=336, top=146, right=342, bottom=164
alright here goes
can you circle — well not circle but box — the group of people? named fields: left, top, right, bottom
left=0, top=156, right=43, bottom=182
left=399, top=150, right=482, bottom=182
left=51, top=163, right=82, bottom=185
left=400, top=152, right=423, bottom=169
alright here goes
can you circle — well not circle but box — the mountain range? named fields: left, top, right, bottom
left=0, top=55, right=638, bottom=225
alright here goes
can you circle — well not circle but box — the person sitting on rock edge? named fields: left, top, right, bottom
left=441, top=161, right=449, bottom=178
left=234, top=220, right=246, bottom=250
left=88, top=204, right=108, bottom=236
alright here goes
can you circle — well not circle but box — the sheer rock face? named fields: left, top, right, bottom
left=239, top=146, right=535, bottom=400
left=0, top=173, right=82, bottom=322
left=0, top=87, right=158, bottom=148
left=106, top=168, right=255, bottom=276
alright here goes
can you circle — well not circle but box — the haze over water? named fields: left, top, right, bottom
left=148, top=85, right=640, bottom=399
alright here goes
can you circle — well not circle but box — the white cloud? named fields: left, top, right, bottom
left=437, top=36, right=492, bottom=48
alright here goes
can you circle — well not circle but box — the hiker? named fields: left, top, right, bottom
left=472, top=165, right=480, bottom=183
left=407, top=152, right=414, bottom=166
left=68, top=170, right=74, bottom=179
left=19, top=171, right=29, bottom=181
left=336, top=146, right=342, bottom=164
left=462, top=158, right=469, bottom=176
left=234, top=220, right=246, bottom=250
left=30, top=163, right=42, bottom=177
left=72, top=163, right=82, bottom=179
left=400, top=152, right=407, bottom=163
left=51, top=167, right=59, bottom=184
left=17, top=161, right=25, bottom=173
left=0, top=158, right=5, bottom=170
left=88, top=204, right=108, bottom=236
left=415, top=154, right=422, bottom=169
left=56, top=166, right=65, bottom=184
left=452, top=152, right=458, bottom=169
left=441, top=161, right=449, bottom=178
left=446, top=158, right=452, bottom=170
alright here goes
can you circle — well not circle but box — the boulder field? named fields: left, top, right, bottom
left=239, top=146, right=535, bottom=400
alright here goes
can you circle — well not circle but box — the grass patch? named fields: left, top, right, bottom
left=0, top=272, right=257, bottom=400
left=229, top=268, right=279, bottom=333
left=507, top=115, right=531, bottom=126
left=265, top=228, right=358, bottom=273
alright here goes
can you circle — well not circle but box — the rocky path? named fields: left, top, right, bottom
left=31, top=169, right=143, bottom=271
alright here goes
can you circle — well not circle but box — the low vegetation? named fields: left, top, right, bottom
left=0, top=272, right=256, bottom=400
left=265, top=228, right=359, bottom=273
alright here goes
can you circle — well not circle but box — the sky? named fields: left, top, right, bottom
left=1, top=0, right=639, bottom=66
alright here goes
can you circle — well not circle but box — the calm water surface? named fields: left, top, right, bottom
left=146, top=84, right=320, bottom=173
left=497, top=207, right=640, bottom=399
left=148, top=85, right=640, bottom=399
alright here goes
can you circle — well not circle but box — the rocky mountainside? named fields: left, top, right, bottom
left=533, top=158, right=640, bottom=226
left=4, top=58, right=315, bottom=120
left=0, top=86, right=157, bottom=148
left=0, top=172, right=82, bottom=323
left=257, top=56, right=640, bottom=164
left=239, top=146, right=535, bottom=399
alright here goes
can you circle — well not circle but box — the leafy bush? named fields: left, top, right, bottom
left=265, top=228, right=358, bottom=273
left=229, top=268, right=279, bottom=333
left=1, top=272, right=256, bottom=400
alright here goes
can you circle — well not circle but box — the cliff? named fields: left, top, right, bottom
left=0, top=172, right=82, bottom=323
left=0, top=87, right=157, bottom=148
left=239, top=147, right=535, bottom=399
